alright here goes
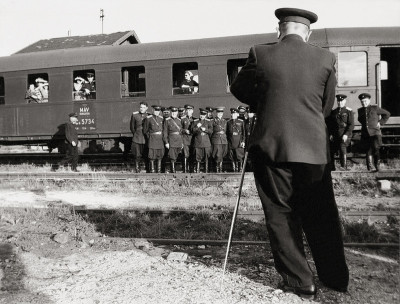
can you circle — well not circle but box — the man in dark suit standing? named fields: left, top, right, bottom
left=58, top=112, right=79, bottom=172
left=357, top=93, right=390, bottom=171
left=230, top=7, right=348, bottom=298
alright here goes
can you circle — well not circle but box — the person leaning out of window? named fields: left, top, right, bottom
left=181, top=71, right=199, bottom=94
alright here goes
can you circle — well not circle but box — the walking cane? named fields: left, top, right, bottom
left=221, top=116, right=256, bottom=285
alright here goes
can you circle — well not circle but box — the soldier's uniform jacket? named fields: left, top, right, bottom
left=357, top=105, right=390, bottom=137
left=230, top=34, right=337, bottom=164
left=163, top=117, right=183, bottom=148
left=211, top=118, right=228, bottom=145
left=65, top=122, right=78, bottom=145
left=227, top=118, right=245, bottom=148
left=130, top=112, right=148, bottom=144
left=327, top=107, right=354, bottom=140
left=143, top=114, right=164, bottom=149
left=81, top=81, right=96, bottom=99
left=191, top=119, right=212, bottom=148
left=181, top=115, right=196, bottom=146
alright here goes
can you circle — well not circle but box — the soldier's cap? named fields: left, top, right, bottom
left=205, top=107, right=214, bottom=112
left=163, top=107, right=171, bottom=112
left=336, top=94, right=347, bottom=101
left=230, top=108, right=239, bottom=114
left=178, top=107, right=185, bottom=112
left=199, top=108, right=207, bottom=115
left=74, top=76, right=85, bottom=82
left=86, top=72, right=94, bottom=77
left=237, top=105, right=247, bottom=112
left=69, top=112, right=78, bottom=118
left=152, top=105, right=161, bottom=111
left=35, top=77, right=46, bottom=83
left=184, top=104, right=194, bottom=109
left=215, top=107, right=225, bottom=112
left=275, top=7, right=318, bottom=26
left=169, top=106, right=178, bottom=112
left=358, top=93, right=371, bottom=100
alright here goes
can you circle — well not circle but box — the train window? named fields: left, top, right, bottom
left=0, top=77, right=4, bottom=105
left=73, top=70, right=96, bottom=101
left=172, top=62, right=199, bottom=95
left=26, top=73, right=49, bottom=103
left=121, top=66, right=146, bottom=98
left=338, top=52, right=367, bottom=87
left=226, top=59, right=247, bottom=93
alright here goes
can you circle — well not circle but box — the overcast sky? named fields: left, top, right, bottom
left=0, top=0, right=399, bottom=56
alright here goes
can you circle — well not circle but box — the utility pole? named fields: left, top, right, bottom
left=100, top=9, right=105, bottom=34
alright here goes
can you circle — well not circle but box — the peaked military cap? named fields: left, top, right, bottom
left=275, top=7, right=318, bottom=26
left=86, top=72, right=94, bottom=77
left=199, top=108, right=207, bottom=115
left=162, top=107, right=170, bottom=112
left=170, top=106, right=178, bottom=112
left=358, top=93, right=371, bottom=100
left=237, top=105, right=246, bottom=113
left=215, top=107, right=225, bottom=112
left=178, top=107, right=185, bottom=112
left=69, top=112, right=78, bottom=118
left=205, top=107, right=214, bottom=112
left=184, top=104, right=194, bottom=109
left=336, top=94, right=347, bottom=101
left=152, top=105, right=161, bottom=111
left=230, top=108, right=239, bottom=113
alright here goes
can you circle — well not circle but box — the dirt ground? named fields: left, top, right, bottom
left=0, top=190, right=399, bottom=303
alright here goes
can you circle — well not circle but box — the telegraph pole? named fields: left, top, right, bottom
left=100, top=9, right=105, bottom=34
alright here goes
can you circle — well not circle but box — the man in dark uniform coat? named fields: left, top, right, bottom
left=143, top=105, right=164, bottom=173
left=178, top=107, right=186, bottom=119
left=130, top=101, right=149, bottom=173
left=227, top=108, right=246, bottom=172
left=327, top=94, right=354, bottom=170
left=163, top=107, right=183, bottom=173
left=181, top=104, right=196, bottom=173
left=230, top=8, right=349, bottom=298
left=357, top=93, right=390, bottom=172
left=191, top=108, right=212, bottom=173
left=81, top=72, right=96, bottom=100
left=211, top=107, right=228, bottom=172
left=59, top=112, right=79, bottom=172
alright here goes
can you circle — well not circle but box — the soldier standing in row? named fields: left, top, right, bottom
left=211, top=107, right=228, bottom=172
left=357, top=93, right=390, bottom=172
left=178, top=107, right=186, bottom=119
left=181, top=104, right=196, bottom=173
left=130, top=101, right=149, bottom=173
left=163, top=107, right=183, bottom=173
left=227, top=108, right=246, bottom=172
left=205, top=107, right=214, bottom=120
left=144, top=105, right=164, bottom=173
left=327, top=94, right=354, bottom=170
left=192, top=108, right=212, bottom=173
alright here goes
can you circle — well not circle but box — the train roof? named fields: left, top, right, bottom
left=0, top=27, right=399, bottom=73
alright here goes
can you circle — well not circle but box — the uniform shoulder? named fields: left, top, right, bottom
left=346, top=107, right=353, bottom=111
left=205, top=118, right=210, bottom=121
left=132, top=111, right=139, bottom=115
left=371, top=104, right=378, bottom=107
left=146, top=114, right=153, bottom=117
left=166, top=117, right=171, bottom=120
left=194, top=119, right=199, bottom=122
left=177, top=118, right=181, bottom=121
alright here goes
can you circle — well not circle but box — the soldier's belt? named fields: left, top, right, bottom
left=200, top=132, right=207, bottom=136
left=232, top=132, right=239, bottom=136
left=169, top=132, right=180, bottom=135
left=150, top=131, right=162, bottom=135
left=215, top=131, right=225, bottom=134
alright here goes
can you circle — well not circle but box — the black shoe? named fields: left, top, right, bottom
left=278, top=281, right=316, bottom=299
left=320, top=281, right=348, bottom=293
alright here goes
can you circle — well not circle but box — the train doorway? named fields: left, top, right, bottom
left=380, top=48, right=400, bottom=118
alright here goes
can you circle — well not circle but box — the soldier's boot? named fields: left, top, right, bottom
left=150, top=160, right=155, bottom=173
left=196, top=162, right=201, bottom=173
left=157, top=159, right=162, bottom=173
left=186, top=159, right=191, bottom=173
left=231, top=161, right=237, bottom=172
left=219, top=162, right=224, bottom=173
left=135, top=160, right=140, bottom=173
left=171, top=161, right=176, bottom=173
left=216, top=161, right=220, bottom=173
left=340, top=154, right=348, bottom=170
left=366, top=155, right=373, bottom=171
left=374, top=155, right=380, bottom=172
left=238, top=161, right=242, bottom=172
left=183, top=158, right=187, bottom=173
left=205, top=158, right=209, bottom=173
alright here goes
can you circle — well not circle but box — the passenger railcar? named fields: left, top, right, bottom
left=0, top=27, right=399, bottom=153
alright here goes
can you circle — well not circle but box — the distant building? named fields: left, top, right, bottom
left=14, top=30, right=140, bottom=54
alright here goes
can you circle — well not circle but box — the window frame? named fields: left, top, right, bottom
left=226, top=58, right=248, bottom=93
left=0, top=76, right=4, bottom=105
left=337, top=51, right=368, bottom=87
left=121, top=65, right=146, bottom=98
left=172, top=62, right=199, bottom=96
left=72, top=69, right=96, bottom=101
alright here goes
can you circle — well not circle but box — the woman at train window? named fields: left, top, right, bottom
left=73, top=76, right=86, bottom=101
left=181, top=71, right=199, bottom=94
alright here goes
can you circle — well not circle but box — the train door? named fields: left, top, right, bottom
left=380, top=47, right=400, bottom=123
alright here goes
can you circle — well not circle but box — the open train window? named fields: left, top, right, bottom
left=0, top=77, right=4, bottom=105
left=121, top=66, right=146, bottom=98
left=227, top=59, right=247, bottom=93
left=338, top=52, right=368, bottom=87
left=26, top=73, right=49, bottom=103
left=73, top=69, right=96, bottom=101
left=172, top=62, right=199, bottom=95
